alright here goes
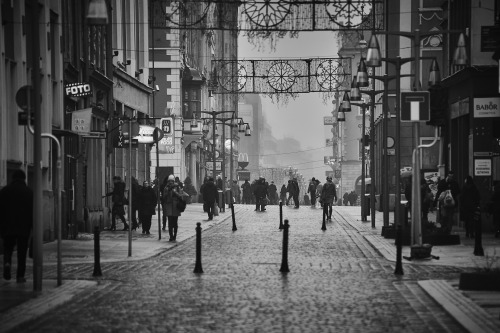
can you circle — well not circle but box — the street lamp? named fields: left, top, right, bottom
left=365, top=29, right=467, bottom=274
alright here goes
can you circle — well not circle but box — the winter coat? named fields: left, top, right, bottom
left=241, top=182, right=251, bottom=196
left=162, top=183, right=183, bottom=217
left=106, top=181, right=127, bottom=205
left=139, top=187, right=157, bottom=216
left=131, top=182, right=141, bottom=209
left=268, top=184, right=277, bottom=196
left=321, top=182, right=337, bottom=204
left=202, top=181, right=219, bottom=204
left=307, top=182, right=317, bottom=196
left=0, top=179, right=33, bottom=238
left=253, top=181, right=268, bottom=199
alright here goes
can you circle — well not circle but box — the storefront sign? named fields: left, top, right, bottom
left=474, top=159, right=491, bottom=176
left=473, top=98, right=500, bottom=118
left=65, top=82, right=92, bottom=97
left=206, top=161, right=222, bottom=171
left=134, top=125, right=155, bottom=143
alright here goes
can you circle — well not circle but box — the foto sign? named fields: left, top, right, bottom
left=65, top=82, right=92, bottom=97
left=401, top=91, right=430, bottom=122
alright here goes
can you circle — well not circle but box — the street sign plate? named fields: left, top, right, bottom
left=401, top=91, right=430, bottom=122
left=82, top=131, right=107, bottom=139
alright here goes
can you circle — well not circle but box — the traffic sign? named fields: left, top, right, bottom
left=114, top=137, right=138, bottom=148
left=401, top=91, right=430, bottom=122
left=153, top=127, right=164, bottom=142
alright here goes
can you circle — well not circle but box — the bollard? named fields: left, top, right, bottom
left=231, top=203, right=237, bottom=231
left=280, top=219, right=290, bottom=273
left=321, top=206, right=327, bottom=231
left=193, top=222, right=204, bottom=273
left=279, top=201, right=284, bottom=230
left=92, top=225, right=102, bottom=277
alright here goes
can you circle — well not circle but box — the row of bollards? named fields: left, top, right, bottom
left=193, top=214, right=291, bottom=274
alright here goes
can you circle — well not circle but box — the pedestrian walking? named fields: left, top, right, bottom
left=287, top=178, right=300, bottom=208
left=183, top=176, right=198, bottom=204
left=421, top=179, right=433, bottom=223
left=0, top=170, right=33, bottom=283
left=231, top=180, right=241, bottom=204
left=315, top=180, right=323, bottom=208
left=138, top=180, right=157, bottom=235
left=343, top=192, right=349, bottom=206
left=308, top=178, right=318, bottom=208
left=201, top=177, right=218, bottom=220
left=162, top=175, right=186, bottom=241
left=280, top=184, right=287, bottom=204
left=320, top=176, right=337, bottom=221
left=104, top=176, right=128, bottom=231
left=241, top=179, right=252, bottom=204
left=253, top=177, right=268, bottom=211
left=459, top=176, right=480, bottom=238
left=435, top=171, right=461, bottom=234
left=131, top=177, right=141, bottom=230
left=268, top=181, right=278, bottom=205
left=160, top=176, right=169, bottom=230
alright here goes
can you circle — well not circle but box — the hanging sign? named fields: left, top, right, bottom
left=159, top=117, right=175, bottom=153
left=71, top=108, right=92, bottom=134
left=65, top=82, right=92, bottom=97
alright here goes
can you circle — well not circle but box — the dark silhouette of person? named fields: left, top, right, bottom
left=162, top=175, right=185, bottom=241
left=183, top=176, right=198, bottom=204
left=280, top=184, right=287, bottom=204
left=268, top=181, right=278, bottom=205
left=0, top=169, right=33, bottom=283
left=435, top=171, right=461, bottom=234
left=488, top=182, right=500, bottom=238
left=459, top=176, right=480, bottom=238
left=343, top=192, right=349, bottom=206
left=241, top=180, right=252, bottom=204
left=321, top=176, right=337, bottom=221
left=138, top=180, right=157, bottom=235
left=201, top=177, right=218, bottom=220
left=104, top=176, right=128, bottom=231
left=308, top=178, right=318, bottom=207
left=131, top=177, right=140, bottom=230
left=253, top=177, right=268, bottom=212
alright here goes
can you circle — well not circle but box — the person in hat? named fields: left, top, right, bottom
left=0, top=169, right=33, bottom=283
left=104, top=176, right=128, bottom=231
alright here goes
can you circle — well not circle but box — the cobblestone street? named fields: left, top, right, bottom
left=16, top=206, right=468, bottom=332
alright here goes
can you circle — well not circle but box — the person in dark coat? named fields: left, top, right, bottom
left=343, top=192, right=349, bottom=206
left=289, top=178, right=300, bottom=208
left=241, top=180, right=252, bottom=204
left=421, top=179, right=433, bottom=223
left=138, top=180, right=157, bottom=235
left=253, top=177, right=268, bottom=212
left=183, top=176, right=197, bottom=204
left=320, top=176, right=337, bottom=221
left=201, top=177, right=219, bottom=220
left=268, top=181, right=278, bottom=205
left=160, top=176, right=169, bottom=230
left=0, top=170, right=33, bottom=282
left=488, top=182, right=500, bottom=238
left=162, top=175, right=186, bottom=241
left=104, top=176, right=128, bottom=231
left=131, top=177, right=141, bottom=230
left=308, top=178, right=317, bottom=208
left=459, top=176, right=480, bottom=238
left=231, top=180, right=241, bottom=204
left=280, top=184, right=287, bottom=204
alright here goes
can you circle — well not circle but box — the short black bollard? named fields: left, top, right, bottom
left=280, top=219, right=290, bottom=273
left=279, top=201, right=284, bottom=230
left=92, top=225, right=102, bottom=277
left=394, top=223, right=404, bottom=275
left=231, top=203, right=237, bottom=231
left=194, top=222, right=204, bottom=273
left=321, top=206, right=327, bottom=231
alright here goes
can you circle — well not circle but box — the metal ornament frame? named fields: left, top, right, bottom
left=151, top=0, right=382, bottom=32
left=212, top=57, right=352, bottom=94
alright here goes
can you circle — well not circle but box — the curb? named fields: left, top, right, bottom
left=419, top=280, right=500, bottom=333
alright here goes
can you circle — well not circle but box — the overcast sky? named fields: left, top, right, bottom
left=238, top=31, right=339, bottom=180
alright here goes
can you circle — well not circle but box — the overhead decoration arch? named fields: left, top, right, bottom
left=211, top=57, right=352, bottom=95
left=151, top=0, right=384, bottom=32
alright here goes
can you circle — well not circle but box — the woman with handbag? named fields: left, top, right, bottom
left=162, top=175, right=185, bottom=241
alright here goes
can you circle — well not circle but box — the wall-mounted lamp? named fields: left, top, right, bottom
left=113, top=50, right=119, bottom=57
left=135, top=68, right=143, bottom=78
left=155, top=85, right=160, bottom=92
left=245, top=124, right=251, bottom=137
left=190, top=116, right=197, bottom=128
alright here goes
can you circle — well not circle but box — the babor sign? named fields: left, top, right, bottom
left=65, top=82, right=92, bottom=97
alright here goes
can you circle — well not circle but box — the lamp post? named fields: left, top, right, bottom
left=365, top=29, right=467, bottom=273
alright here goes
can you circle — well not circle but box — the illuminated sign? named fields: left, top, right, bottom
left=65, top=82, right=92, bottom=97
